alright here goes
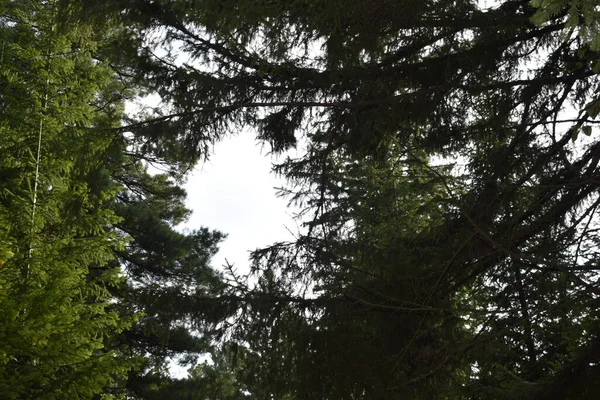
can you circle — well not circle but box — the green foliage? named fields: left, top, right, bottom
left=223, top=143, right=467, bottom=399
left=110, top=162, right=228, bottom=385
left=531, top=0, right=600, bottom=49
left=0, top=1, right=233, bottom=398
left=4, top=0, right=600, bottom=398
left=0, top=1, right=138, bottom=397
left=112, top=0, right=600, bottom=398
left=127, top=345, right=251, bottom=400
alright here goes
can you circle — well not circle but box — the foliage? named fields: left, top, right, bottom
left=4, top=0, right=600, bottom=398
left=0, top=1, right=232, bottom=398
left=108, top=160, right=229, bottom=398
left=0, top=0, right=138, bottom=398
left=112, top=0, right=600, bottom=398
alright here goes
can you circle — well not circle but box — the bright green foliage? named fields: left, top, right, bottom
left=0, top=1, right=238, bottom=399
left=0, top=1, right=137, bottom=397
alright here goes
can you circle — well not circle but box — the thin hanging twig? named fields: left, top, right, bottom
left=27, top=1, right=56, bottom=280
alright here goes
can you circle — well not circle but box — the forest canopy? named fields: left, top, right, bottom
left=1, top=0, right=600, bottom=398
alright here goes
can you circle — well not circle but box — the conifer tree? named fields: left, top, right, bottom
left=0, top=0, right=138, bottom=397
left=108, top=160, right=229, bottom=398
left=108, top=0, right=600, bottom=397
left=0, top=1, right=240, bottom=398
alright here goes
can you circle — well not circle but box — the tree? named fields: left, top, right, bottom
left=222, top=142, right=468, bottom=398
left=124, top=343, right=251, bottom=400
left=107, top=0, right=600, bottom=398
left=107, top=161, right=230, bottom=398
left=0, top=0, right=138, bottom=397
left=0, top=1, right=237, bottom=397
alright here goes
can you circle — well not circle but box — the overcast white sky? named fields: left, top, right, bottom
left=181, top=130, right=298, bottom=275
left=167, top=131, right=300, bottom=376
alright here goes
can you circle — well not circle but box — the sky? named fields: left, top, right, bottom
left=126, top=91, right=299, bottom=275
left=181, top=130, right=299, bottom=275
left=167, top=131, right=298, bottom=377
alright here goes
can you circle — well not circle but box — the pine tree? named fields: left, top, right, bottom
left=106, top=0, right=600, bottom=398
left=0, top=1, right=139, bottom=397
left=123, top=344, right=251, bottom=400
left=108, top=160, right=229, bottom=398
left=0, top=1, right=243, bottom=398
left=210, top=141, right=466, bottom=398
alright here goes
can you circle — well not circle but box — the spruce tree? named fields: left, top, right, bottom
left=0, top=0, right=137, bottom=398
left=108, top=160, right=229, bottom=398
left=0, top=1, right=242, bottom=398
left=107, top=0, right=600, bottom=398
